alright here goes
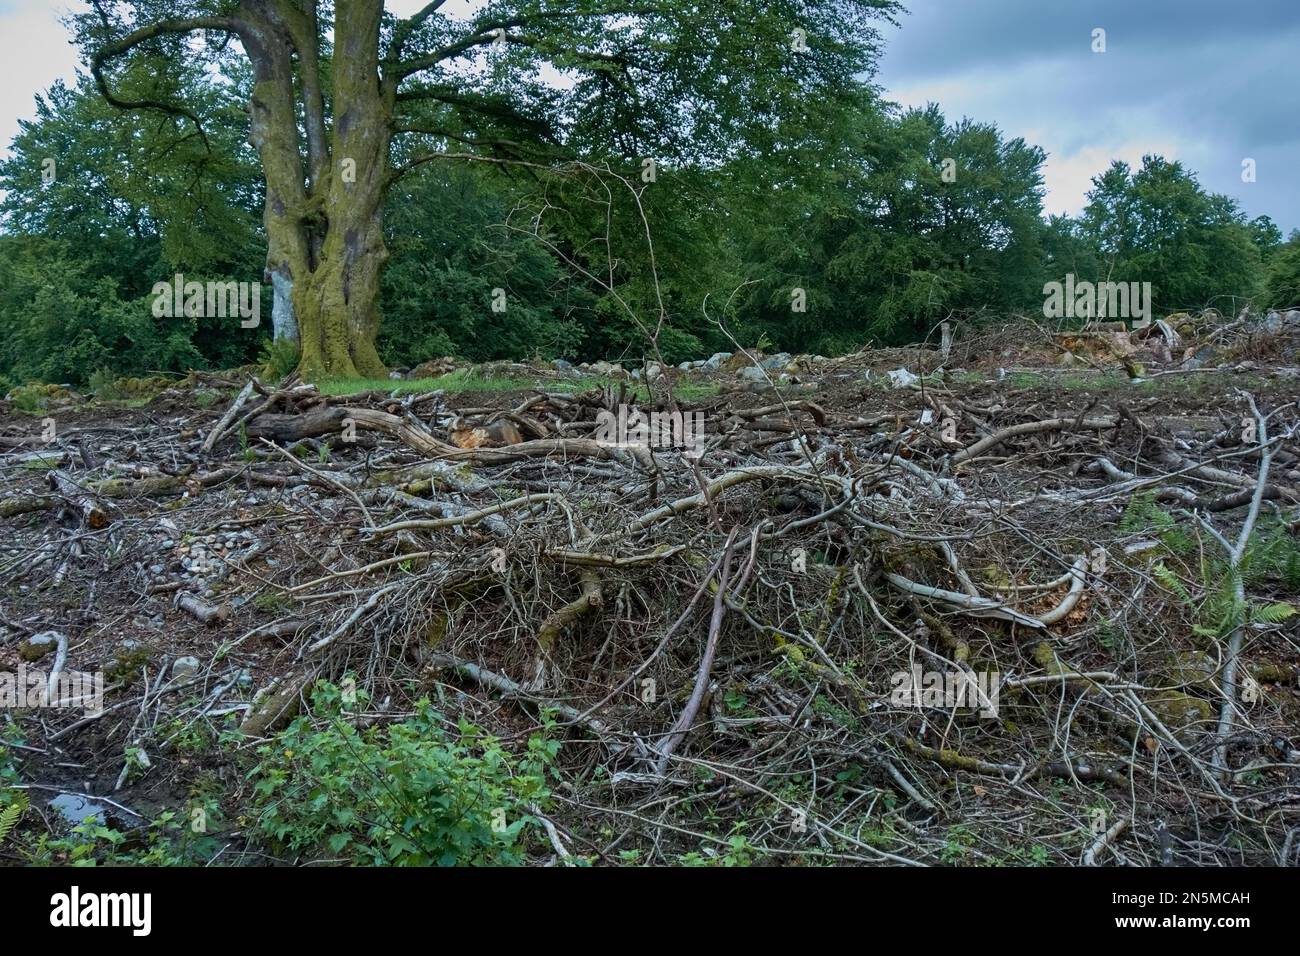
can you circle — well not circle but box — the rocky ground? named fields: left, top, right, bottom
left=2, top=312, right=1300, bottom=866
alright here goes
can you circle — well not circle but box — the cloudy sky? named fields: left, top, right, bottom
left=876, top=0, right=1300, bottom=232
left=1, top=0, right=1297, bottom=232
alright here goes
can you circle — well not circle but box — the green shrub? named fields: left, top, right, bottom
left=259, top=337, right=300, bottom=380
left=88, top=367, right=125, bottom=399
left=250, top=681, right=556, bottom=865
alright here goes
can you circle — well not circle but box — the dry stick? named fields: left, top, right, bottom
left=939, top=540, right=980, bottom=597
left=1034, top=555, right=1090, bottom=625
left=27, top=631, right=68, bottom=705
left=529, top=802, right=573, bottom=862
left=1083, top=817, right=1130, bottom=866
left=999, top=563, right=1088, bottom=593
left=888, top=456, right=965, bottom=501
left=1210, top=394, right=1273, bottom=778
left=731, top=401, right=828, bottom=425
left=544, top=545, right=685, bottom=567
left=220, top=618, right=306, bottom=653
left=1005, top=671, right=1120, bottom=688
left=428, top=653, right=612, bottom=736
left=653, top=528, right=741, bottom=776
left=303, top=583, right=402, bottom=658
left=257, top=437, right=376, bottom=529
left=201, top=377, right=257, bottom=453
left=365, top=493, right=562, bottom=536
left=50, top=537, right=82, bottom=590
left=884, top=572, right=1047, bottom=630
left=883, top=758, right=937, bottom=813
left=175, top=592, right=230, bottom=626
left=287, top=551, right=438, bottom=594
left=949, top=416, right=1118, bottom=466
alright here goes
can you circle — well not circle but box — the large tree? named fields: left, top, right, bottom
left=1077, top=156, right=1263, bottom=313
left=78, top=0, right=898, bottom=378
left=726, top=101, right=1049, bottom=351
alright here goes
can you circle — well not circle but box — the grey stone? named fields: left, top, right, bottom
left=172, top=656, right=200, bottom=681
left=760, top=352, right=793, bottom=370
left=704, top=351, right=733, bottom=370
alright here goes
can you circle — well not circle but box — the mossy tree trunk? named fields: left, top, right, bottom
left=248, top=0, right=392, bottom=380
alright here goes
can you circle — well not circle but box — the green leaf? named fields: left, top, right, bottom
left=327, top=832, right=352, bottom=854
left=1253, top=602, right=1297, bottom=624
left=0, top=794, right=27, bottom=843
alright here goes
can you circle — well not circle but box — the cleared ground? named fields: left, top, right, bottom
left=2, top=316, right=1299, bottom=866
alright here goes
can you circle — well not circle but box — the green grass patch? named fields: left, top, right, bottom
left=318, top=368, right=720, bottom=402
left=317, top=369, right=593, bottom=396
left=1059, top=372, right=1127, bottom=390
left=1005, top=371, right=1047, bottom=389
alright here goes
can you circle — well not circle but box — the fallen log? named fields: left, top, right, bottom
left=0, top=494, right=59, bottom=519
left=49, top=470, right=110, bottom=529
left=950, top=416, right=1119, bottom=465
left=200, top=377, right=257, bottom=453
left=175, top=592, right=231, bottom=626
left=248, top=404, right=642, bottom=466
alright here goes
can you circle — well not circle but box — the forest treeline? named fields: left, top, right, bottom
left=1, top=65, right=1298, bottom=388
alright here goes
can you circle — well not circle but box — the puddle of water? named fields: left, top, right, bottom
left=48, top=792, right=108, bottom=827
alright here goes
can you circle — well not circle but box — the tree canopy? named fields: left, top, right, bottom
left=0, top=1, right=1287, bottom=387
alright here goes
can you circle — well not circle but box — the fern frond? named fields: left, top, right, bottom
left=1284, top=553, right=1300, bottom=593
left=1252, top=602, right=1298, bottom=625
left=0, top=794, right=27, bottom=843
left=1153, top=563, right=1193, bottom=603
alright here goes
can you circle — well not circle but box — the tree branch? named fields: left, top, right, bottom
left=89, top=15, right=247, bottom=147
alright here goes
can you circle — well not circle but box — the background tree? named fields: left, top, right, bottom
left=77, top=0, right=901, bottom=378
left=1263, top=231, right=1300, bottom=310
left=0, top=71, right=265, bottom=382
left=729, top=102, right=1049, bottom=352
left=380, top=163, right=588, bottom=365
left=1076, top=156, right=1263, bottom=313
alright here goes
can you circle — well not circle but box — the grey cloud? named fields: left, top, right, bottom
left=878, top=0, right=1300, bottom=232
